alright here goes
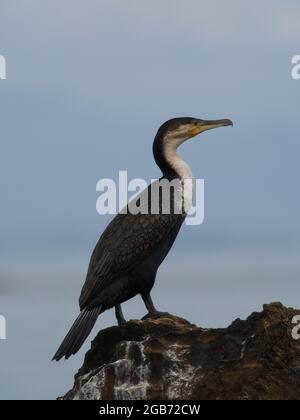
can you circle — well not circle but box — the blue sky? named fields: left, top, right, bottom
left=0, top=1, right=300, bottom=399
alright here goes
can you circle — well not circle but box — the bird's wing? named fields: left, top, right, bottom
left=79, top=210, right=182, bottom=309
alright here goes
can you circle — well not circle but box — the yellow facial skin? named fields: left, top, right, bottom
left=188, top=120, right=233, bottom=139
left=188, top=126, right=204, bottom=138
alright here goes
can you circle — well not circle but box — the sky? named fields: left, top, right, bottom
left=0, top=0, right=300, bottom=399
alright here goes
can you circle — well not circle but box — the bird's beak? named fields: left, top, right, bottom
left=188, top=119, right=233, bottom=138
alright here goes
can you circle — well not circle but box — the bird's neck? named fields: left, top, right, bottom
left=153, top=137, right=194, bottom=180
left=153, top=135, right=195, bottom=215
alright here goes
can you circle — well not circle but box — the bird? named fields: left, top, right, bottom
left=53, top=117, right=233, bottom=361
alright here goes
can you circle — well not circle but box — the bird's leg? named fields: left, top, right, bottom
left=115, top=304, right=126, bottom=326
left=142, top=293, right=170, bottom=320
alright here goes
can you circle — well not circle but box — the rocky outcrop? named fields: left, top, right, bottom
left=61, top=303, right=300, bottom=400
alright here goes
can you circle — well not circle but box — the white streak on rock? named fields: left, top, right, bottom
left=72, top=340, right=150, bottom=400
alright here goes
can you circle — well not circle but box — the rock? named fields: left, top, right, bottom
left=61, top=302, right=300, bottom=400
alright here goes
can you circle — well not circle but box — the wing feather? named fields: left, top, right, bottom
left=79, top=211, right=182, bottom=309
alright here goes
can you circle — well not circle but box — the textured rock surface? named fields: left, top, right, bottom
left=61, top=303, right=300, bottom=400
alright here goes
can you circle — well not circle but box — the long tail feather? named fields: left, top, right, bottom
left=52, top=307, right=101, bottom=361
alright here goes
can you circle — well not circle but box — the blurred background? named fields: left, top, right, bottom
left=0, top=0, right=300, bottom=399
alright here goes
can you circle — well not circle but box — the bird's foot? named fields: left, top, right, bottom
left=142, top=311, right=171, bottom=321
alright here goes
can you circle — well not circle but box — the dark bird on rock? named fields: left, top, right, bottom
left=53, top=117, right=233, bottom=360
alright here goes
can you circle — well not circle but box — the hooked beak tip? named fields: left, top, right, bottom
left=220, top=119, right=233, bottom=127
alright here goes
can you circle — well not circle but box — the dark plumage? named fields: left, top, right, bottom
left=53, top=117, right=232, bottom=361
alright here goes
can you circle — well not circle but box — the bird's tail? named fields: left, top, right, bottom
left=52, top=307, right=101, bottom=361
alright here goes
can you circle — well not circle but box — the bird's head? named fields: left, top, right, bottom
left=153, top=117, right=233, bottom=175
left=157, top=117, right=233, bottom=147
